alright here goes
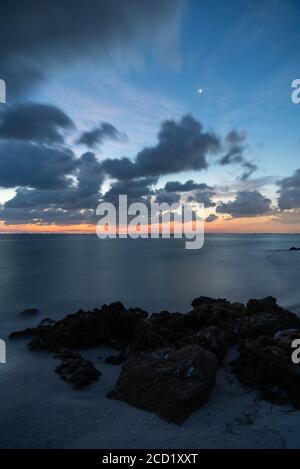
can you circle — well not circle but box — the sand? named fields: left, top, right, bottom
left=1, top=322, right=299, bottom=449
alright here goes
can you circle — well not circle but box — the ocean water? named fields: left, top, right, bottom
left=0, top=233, right=300, bottom=322
left=1, top=233, right=300, bottom=448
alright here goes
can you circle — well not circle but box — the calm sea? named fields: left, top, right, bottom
left=0, top=233, right=300, bottom=322
left=0, top=233, right=300, bottom=448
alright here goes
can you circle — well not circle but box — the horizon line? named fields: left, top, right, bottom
left=0, top=231, right=299, bottom=235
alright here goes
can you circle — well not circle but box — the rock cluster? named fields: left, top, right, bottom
left=107, top=344, right=218, bottom=424
left=54, top=349, right=101, bottom=390
left=10, top=296, right=300, bottom=423
left=232, top=332, right=300, bottom=408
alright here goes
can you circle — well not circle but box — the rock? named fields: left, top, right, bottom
left=274, top=329, right=300, bottom=354
left=186, top=296, right=246, bottom=339
left=247, top=296, right=277, bottom=314
left=239, top=297, right=300, bottom=338
left=20, top=302, right=147, bottom=351
left=38, top=318, right=56, bottom=327
left=9, top=319, right=55, bottom=340
left=232, top=335, right=300, bottom=408
left=107, top=344, right=218, bottom=424
left=129, top=319, right=169, bottom=352
left=54, top=349, right=101, bottom=390
left=20, top=308, right=39, bottom=316
left=105, top=351, right=128, bottom=365
left=149, top=310, right=173, bottom=323
left=289, top=246, right=300, bottom=251
left=178, top=326, right=230, bottom=362
left=191, top=296, right=228, bottom=308
left=149, top=311, right=194, bottom=345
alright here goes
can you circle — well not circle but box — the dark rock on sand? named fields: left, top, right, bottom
left=239, top=296, right=300, bottom=338
left=11, top=295, right=300, bottom=416
left=9, top=318, right=55, bottom=339
left=107, top=344, right=218, bottom=424
left=129, top=319, right=169, bottom=352
left=178, top=326, right=231, bottom=362
left=38, top=318, right=57, bottom=327
left=232, top=333, right=300, bottom=408
left=54, top=349, right=101, bottom=390
left=11, top=302, right=147, bottom=351
left=148, top=311, right=195, bottom=345
left=186, top=296, right=246, bottom=340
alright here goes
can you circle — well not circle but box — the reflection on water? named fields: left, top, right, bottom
left=0, top=233, right=300, bottom=321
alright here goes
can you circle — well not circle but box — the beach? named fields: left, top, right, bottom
left=0, top=234, right=300, bottom=448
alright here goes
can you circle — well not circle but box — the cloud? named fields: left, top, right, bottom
left=239, top=161, right=258, bottom=181
left=272, top=209, right=300, bottom=224
left=216, top=190, right=272, bottom=218
left=102, top=177, right=157, bottom=204
left=154, top=191, right=181, bottom=204
left=0, top=141, right=77, bottom=189
left=157, top=179, right=216, bottom=206
left=77, top=122, right=126, bottom=149
left=0, top=103, right=75, bottom=144
left=219, top=129, right=257, bottom=181
left=220, top=130, right=246, bottom=165
left=187, top=188, right=216, bottom=207
left=103, top=115, right=221, bottom=180
left=1, top=0, right=184, bottom=97
left=0, top=207, right=97, bottom=226
left=277, top=169, right=300, bottom=210
left=205, top=213, right=218, bottom=223
left=4, top=152, right=104, bottom=210
left=163, top=179, right=211, bottom=192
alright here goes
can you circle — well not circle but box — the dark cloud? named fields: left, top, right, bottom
left=0, top=207, right=97, bottom=226
left=163, top=179, right=211, bottom=192
left=0, top=141, right=77, bottom=189
left=187, top=186, right=216, bottom=207
left=219, top=129, right=257, bottom=181
left=277, top=169, right=300, bottom=210
left=103, top=115, right=220, bottom=180
left=158, top=179, right=216, bottom=206
left=154, top=191, right=181, bottom=204
left=4, top=152, right=104, bottom=210
left=205, top=213, right=218, bottom=223
left=272, top=210, right=300, bottom=224
left=0, top=103, right=74, bottom=144
left=77, top=122, right=126, bottom=149
left=239, top=161, right=258, bottom=181
left=216, top=190, right=272, bottom=218
left=0, top=0, right=183, bottom=97
left=188, top=192, right=216, bottom=207
left=220, top=130, right=246, bottom=165
left=102, top=177, right=157, bottom=204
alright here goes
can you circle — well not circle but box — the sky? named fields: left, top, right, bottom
left=0, top=0, right=300, bottom=233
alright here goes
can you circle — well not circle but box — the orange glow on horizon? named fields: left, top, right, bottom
left=1, top=215, right=300, bottom=234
